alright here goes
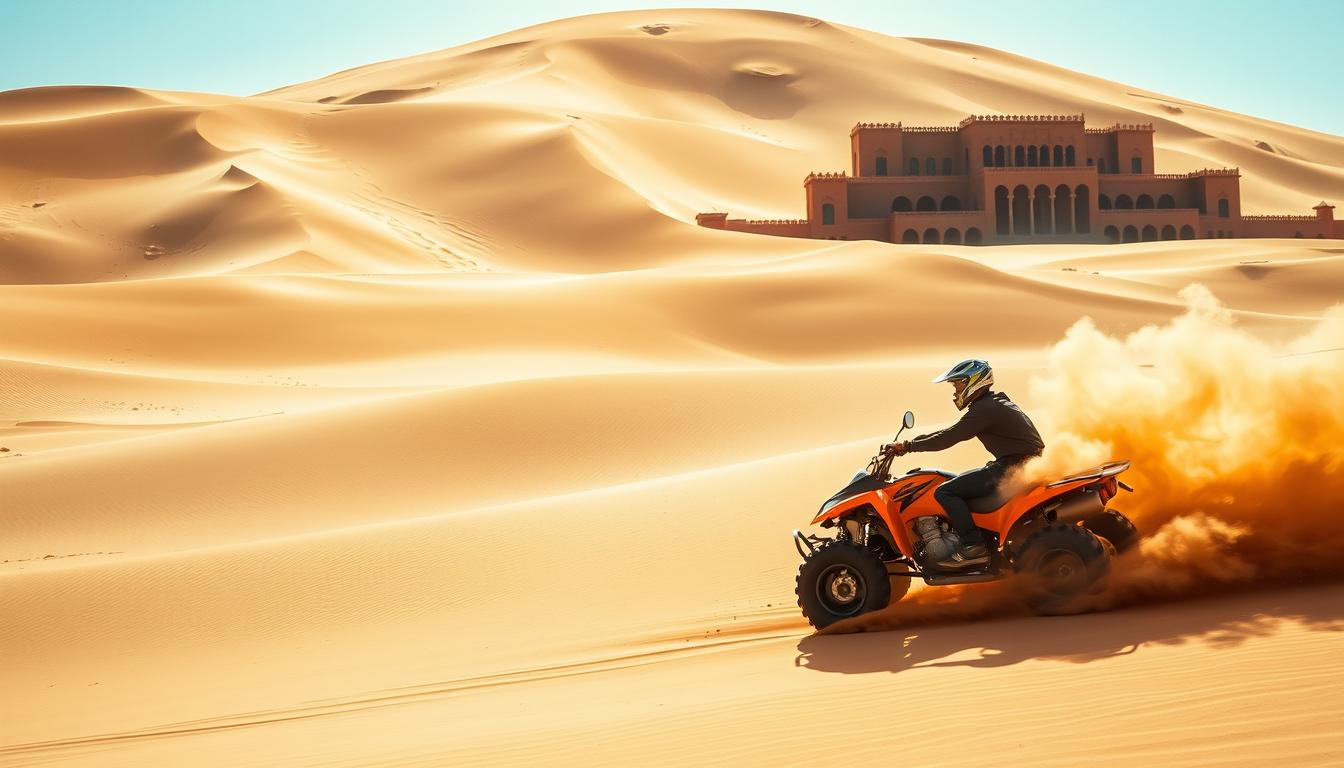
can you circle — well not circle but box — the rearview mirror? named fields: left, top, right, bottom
left=903, top=410, right=915, bottom=430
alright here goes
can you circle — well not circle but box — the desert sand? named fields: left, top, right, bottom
left=2, top=9, right=1343, bottom=767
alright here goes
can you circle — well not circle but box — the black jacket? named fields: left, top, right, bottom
left=907, top=390, right=1045, bottom=463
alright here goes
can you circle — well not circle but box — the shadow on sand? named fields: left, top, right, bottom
left=795, top=582, right=1344, bottom=676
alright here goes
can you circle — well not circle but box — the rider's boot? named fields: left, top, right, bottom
left=936, top=539, right=990, bottom=569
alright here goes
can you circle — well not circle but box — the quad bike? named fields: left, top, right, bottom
left=794, top=410, right=1138, bottom=629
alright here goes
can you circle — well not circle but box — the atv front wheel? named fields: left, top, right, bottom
left=1083, top=509, right=1139, bottom=554
left=795, top=541, right=891, bottom=630
left=1014, top=523, right=1109, bottom=615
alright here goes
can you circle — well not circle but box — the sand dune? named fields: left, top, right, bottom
left=2, top=8, right=1342, bottom=767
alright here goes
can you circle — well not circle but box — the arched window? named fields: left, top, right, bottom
left=1136, top=194, right=1154, bottom=209
left=892, top=196, right=913, bottom=212
left=875, top=156, right=888, bottom=176
left=945, top=228, right=962, bottom=245
left=923, top=228, right=941, bottom=244
left=994, top=146, right=1005, bottom=167
left=1180, top=225, right=1195, bottom=240
left=926, top=157, right=937, bottom=176
left=1027, top=146, right=1038, bottom=166
left=1158, top=194, right=1175, bottom=209
left=1039, top=144, right=1050, bottom=167
left=1087, top=158, right=1094, bottom=166
left=1099, top=194, right=1112, bottom=210
left=1131, top=156, right=1143, bottom=173
left=942, top=157, right=953, bottom=175
left=965, top=227, right=983, bottom=245
left=909, top=158, right=920, bottom=175
left=940, top=195, right=961, bottom=211
left=821, top=203, right=835, bottom=225
left=983, top=146, right=993, bottom=167
left=1141, top=225, right=1158, bottom=241
left=1122, top=225, right=1138, bottom=243
left=1161, top=225, right=1176, bottom=240
left=1115, top=194, right=1134, bottom=209
left=1066, top=146, right=1076, bottom=166
left=1218, top=198, right=1230, bottom=217
left=1074, top=184, right=1090, bottom=233
left=1014, top=146, right=1026, bottom=166
left=1104, top=225, right=1120, bottom=243
left=916, top=196, right=937, bottom=212
left=902, top=229, right=919, bottom=244
left=1053, top=145, right=1064, bottom=166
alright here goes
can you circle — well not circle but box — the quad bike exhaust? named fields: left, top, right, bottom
left=1047, top=489, right=1104, bottom=524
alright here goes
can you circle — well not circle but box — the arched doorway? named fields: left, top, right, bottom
left=1104, top=225, right=1120, bottom=242
left=1158, top=194, right=1175, bottom=209
left=944, top=228, right=962, bottom=245
left=1099, top=194, right=1112, bottom=210
left=1033, top=184, right=1052, bottom=234
left=982, top=146, right=993, bottom=167
left=923, top=228, right=941, bottom=244
left=994, top=186, right=1010, bottom=235
left=892, top=196, right=913, bottom=212
left=901, top=228, right=919, bottom=244
left=916, top=196, right=937, bottom=212
left=1161, top=225, right=1176, bottom=240
left=1028, top=146, right=1038, bottom=166
left=940, top=196, right=961, bottom=211
left=1012, top=185, right=1030, bottom=234
left=1141, top=225, right=1158, bottom=241
left=1014, top=146, right=1025, bottom=166
left=1065, top=146, right=1076, bottom=166
left=1137, top=194, right=1154, bottom=209
left=1054, top=184, right=1073, bottom=234
left=1180, top=225, right=1195, bottom=239
left=1073, top=185, right=1090, bottom=233
left=1115, top=194, right=1134, bottom=209
left=994, top=145, right=1005, bottom=167
left=1039, top=144, right=1050, bottom=167
left=1053, top=145, right=1064, bottom=166
left=1122, top=225, right=1138, bottom=243
left=965, top=227, right=983, bottom=245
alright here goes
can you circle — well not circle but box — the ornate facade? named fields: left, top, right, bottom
left=697, top=115, right=1342, bottom=244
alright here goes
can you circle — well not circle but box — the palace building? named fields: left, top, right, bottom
left=696, top=115, right=1342, bottom=245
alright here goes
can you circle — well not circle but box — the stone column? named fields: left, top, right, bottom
left=1049, top=194, right=1056, bottom=234
left=1028, top=192, right=1036, bottom=235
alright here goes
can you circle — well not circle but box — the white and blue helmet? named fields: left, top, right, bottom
left=933, top=359, right=993, bottom=411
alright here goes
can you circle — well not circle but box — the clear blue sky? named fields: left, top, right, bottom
left=3, top=0, right=1340, bottom=135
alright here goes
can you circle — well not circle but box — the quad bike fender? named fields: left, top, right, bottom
left=811, top=489, right=919, bottom=558
left=810, top=489, right=889, bottom=527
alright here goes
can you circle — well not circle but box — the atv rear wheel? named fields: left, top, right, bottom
left=1083, top=509, right=1139, bottom=554
left=796, top=541, right=891, bottom=630
left=1014, top=523, right=1109, bottom=615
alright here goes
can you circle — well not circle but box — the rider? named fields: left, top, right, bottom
left=886, top=359, right=1045, bottom=568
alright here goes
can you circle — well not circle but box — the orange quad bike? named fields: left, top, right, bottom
left=793, top=410, right=1138, bottom=629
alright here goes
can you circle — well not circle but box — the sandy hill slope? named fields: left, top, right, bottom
left=2, top=9, right=1342, bottom=767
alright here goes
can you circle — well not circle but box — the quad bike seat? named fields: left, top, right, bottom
left=967, top=491, right=1011, bottom=513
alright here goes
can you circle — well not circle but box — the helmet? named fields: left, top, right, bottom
left=933, top=359, right=993, bottom=411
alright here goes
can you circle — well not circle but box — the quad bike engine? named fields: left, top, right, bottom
left=912, top=515, right=962, bottom=563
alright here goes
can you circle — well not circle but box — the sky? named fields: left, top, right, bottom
left=2, top=0, right=1340, bottom=135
